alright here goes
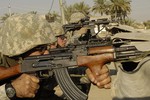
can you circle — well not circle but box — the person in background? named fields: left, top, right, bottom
left=49, top=21, right=67, bottom=48
left=65, top=12, right=89, bottom=45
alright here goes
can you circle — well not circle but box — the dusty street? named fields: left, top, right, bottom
left=88, top=84, right=112, bottom=100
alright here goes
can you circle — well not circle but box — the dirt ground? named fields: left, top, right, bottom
left=88, top=84, right=112, bottom=100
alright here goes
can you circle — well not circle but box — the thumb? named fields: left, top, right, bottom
left=30, top=75, right=39, bottom=83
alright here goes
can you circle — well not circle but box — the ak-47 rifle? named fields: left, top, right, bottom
left=0, top=38, right=149, bottom=100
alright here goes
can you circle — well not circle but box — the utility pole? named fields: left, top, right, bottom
left=8, top=0, right=11, bottom=16
left=59, top=0, right=66, bottom=25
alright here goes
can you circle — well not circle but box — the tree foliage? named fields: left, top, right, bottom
left=1, top=0, right=148, bottom=29
left=92, top=0, right=131, bottom=22
left=63, top=2, right=90, bottom=23
left=73, top=1, right=91, bottom=15
left=0, top=13, right=16, bottom=23
left=64, top=5, right=75, bottom=23
left=92, top=0, right=110, bottom=15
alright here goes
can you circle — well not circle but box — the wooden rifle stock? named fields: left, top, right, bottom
left=0, top=65, right=21, bottom=80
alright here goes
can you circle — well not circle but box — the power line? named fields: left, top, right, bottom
left=8, top=0, right=11, bottom=16
left=49, top=0, right=54, bottom=13
left=59, top=0, right=66, bottom=24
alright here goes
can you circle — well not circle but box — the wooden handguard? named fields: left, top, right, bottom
left=88, top=46, right=114, bottom=55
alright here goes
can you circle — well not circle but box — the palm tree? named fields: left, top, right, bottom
left=64, top=5, right=75, bottom=23
left=73, top=2, right=91, bottom=16
left=109, top=0, right=131, bottom=21
left=92, top=0, right=109, bottom=15
left=63, top=2, right=90, bottom=23
left=0, top=13, right=16, bottom=23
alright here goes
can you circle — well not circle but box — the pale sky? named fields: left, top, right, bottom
left=0, top=0, right=150, bottom=22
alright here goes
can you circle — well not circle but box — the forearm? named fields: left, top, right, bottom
left=0, top=84, right=10, bottom=100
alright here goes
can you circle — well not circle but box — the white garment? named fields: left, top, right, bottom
left=112, top=57, right=150, bottom=100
